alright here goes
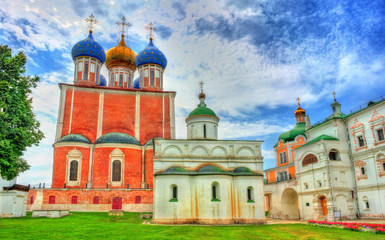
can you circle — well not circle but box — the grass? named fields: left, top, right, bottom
left=0, top=212, right=383, bottom=240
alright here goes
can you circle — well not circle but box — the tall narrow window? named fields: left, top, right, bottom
left=84, top=62, right=89, bottom=80
left=96, top=66, right=100, bottom=84
left=30, top=196, right=34, bottom=204
left=358, top=136, right=365, bottom=147
left=172, top=186, right=177, bottom=199
left=378, top=129, right=384, bottom=141
left=49, top=196, right=55, bottom=204
left=283, top=152, right=287, bottom=163
left=140, top=71, right=144, bottom=87
left=69, top=160, right=78, bottom=181
left=279, top=153, right=283, bottom=164
left=160, top=72, right=163, bottom=88
left=383, top=162, right=385, bottom=171
left=111, top=74, right=115, bottom=87
left=93, top=196, right=99, bottom=204
left=247, top=187, right=254, bottom=202
left=127, top=74, right=131, bottom=88
left=71, top=196, right=78, bottom=204
left=211, top=182, right=220, bottom=201
left=150, top=69, right=155, bottom=86
left=119, top=74, right=123, bottom=87
left=112, top=160, right=121, bottom=181
left=203, top=124, right=207, bottom=138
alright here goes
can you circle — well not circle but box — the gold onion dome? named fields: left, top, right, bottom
left=295, top=106, right=306, bottom=116
left=105, top=35, right=136, bottom=70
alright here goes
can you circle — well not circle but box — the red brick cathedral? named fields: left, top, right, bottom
left=28, top=16, right=175, bottom=212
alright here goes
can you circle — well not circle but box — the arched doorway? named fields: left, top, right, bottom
left=281, top=188, right=299, bottom=219
left=320, top=196, right=328, bottom=215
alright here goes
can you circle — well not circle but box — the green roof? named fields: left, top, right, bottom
left=57, top=134, right=91, bottom=144
left=298, top=134, right=339, bottom=148
left=188, top=106, right=217, bottom=118
left=156, top=165, right=261, bottom=176
left=278, top=122, right=306, bottom=143
left=95, top=132, right=140, bottom=145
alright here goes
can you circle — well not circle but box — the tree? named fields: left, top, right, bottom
left=0, top=45, right=44, bottom=180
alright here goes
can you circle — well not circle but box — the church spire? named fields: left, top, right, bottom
left=331, top=90, right=342, bottom=116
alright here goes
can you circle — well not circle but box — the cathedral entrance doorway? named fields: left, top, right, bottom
left=320, top=196, right=328, bottom=215
left=281, top=188, right=299, bottom=219
left=112, top=197, right=122, bottom=210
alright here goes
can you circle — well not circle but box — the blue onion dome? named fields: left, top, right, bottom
left=99, top=74, right=107, bottom=86
left=135, top=39, right=167, bottom=69
left=72, top=31, right=106, bottom=64
left=133, top=77, right=140, bottom=89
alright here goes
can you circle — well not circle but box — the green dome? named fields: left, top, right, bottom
left=95, top=132, right=140, bottom=145
left=58, top=134, right=91, bottom=144
left=164, top=166, right=188, bottom=173
left=188, top=106, right=217, bottom=118
left=278, top=122, right=306, bottom=143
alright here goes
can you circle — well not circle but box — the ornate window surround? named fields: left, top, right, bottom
left=350, top=118, right=367, bottom=151
left=376, top=153, right=385, bottom=177
left=66, top=149, right=82, bottom=187
left=354, top=160, right=368, bottom=181
left=369, top=110, right=385, bottom=146
left=109, top=148, right=125, bottom=187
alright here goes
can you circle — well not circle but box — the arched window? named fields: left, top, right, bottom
left=211, top=182, right=220, bottom=201
left=112, top=160, right=121, bottom=182
left=302, top=154, right=318, bottom=166
left=111, top=73, right=115, bottom=87
left=71, top=196, right=78, bottom=204
left=329, top=149, right=340, bottom=160
left=127, top=74, right=131, bottom=88
left=283, top=152, right=287, bottom=163
left=49, top=196, right=55, bottom=204
left=96, top=66, right=100, bottom=84
left=93, top=196, right=99, bottom=204
left=135, top=196, right=141, bottom=204
left=203, top=124, right=207, bottom=138
left=69, top=160, right=78, bottom=181
left=30, top=196, right=34, bottom=204
left=247, top=186, right=254, bottom=202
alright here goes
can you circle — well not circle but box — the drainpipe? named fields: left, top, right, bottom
left=323, top=140, right=336, bottom=221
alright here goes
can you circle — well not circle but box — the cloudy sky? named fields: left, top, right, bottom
left=1, top=0, right=385, bottom=185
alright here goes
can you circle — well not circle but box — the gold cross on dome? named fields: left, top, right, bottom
left=332, top=91, right=336, bottom=101
left=116, top=16, right=131, bottom=36
left=85, top=14, right=98, bottom=32
left=146, top=22, right=157, bottom=40
left=296, top=97, right=301, bottom=107
left=199, top=81, right=204, bottom=93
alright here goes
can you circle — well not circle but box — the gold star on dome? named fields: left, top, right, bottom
left=116, top=16, right=131, bottom=36
left=85, top=14, right=98, bottom=33
left=146, top=22, right=157, bottom=40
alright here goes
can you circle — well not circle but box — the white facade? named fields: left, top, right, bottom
left=0, top=178, right=28, bottom=218
left=153, top=139, right=265, bottom=224
left=265, top=98, right=385, bottom=220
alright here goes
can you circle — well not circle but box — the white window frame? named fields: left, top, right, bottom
left=66, top=149, right=82, bottom=187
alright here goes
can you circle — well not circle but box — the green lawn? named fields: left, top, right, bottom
left=0, top=212, right=382, bottom=240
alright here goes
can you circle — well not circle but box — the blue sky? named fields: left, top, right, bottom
left=1, top=0, right=385, bottom=185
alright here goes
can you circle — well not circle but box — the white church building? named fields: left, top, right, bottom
left=265, top=94, right=385, bottom=221
left=152, top=86, right=266, bottom=224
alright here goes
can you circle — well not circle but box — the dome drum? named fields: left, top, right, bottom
left=108, top=67, right=135, bottom=88
left=137, top=65, right=164, bottom=90
left=73, top=57, right=103, bottom=86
